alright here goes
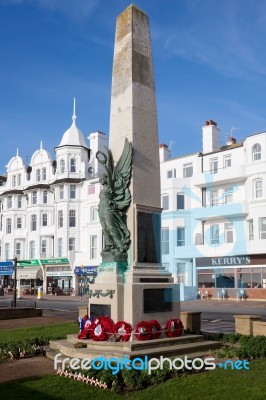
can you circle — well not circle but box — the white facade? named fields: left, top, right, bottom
left=160, top=120, right=266, bottom=300
left=0, top=107, right=106, bottom=294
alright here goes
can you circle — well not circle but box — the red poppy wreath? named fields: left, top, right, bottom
left=77, top=317, right=92, bottom=340
left=90, top=316, right=114, bottom=341
left=135, top=320, right=152, bottom=341
left=165, top=318, right=183, bottom=338
left=113, top=321, right=132, bottom=342
left=149, top=319, right=162, bottom=339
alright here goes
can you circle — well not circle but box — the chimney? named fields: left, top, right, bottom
left=202, top=120, right=220, bottom=154
left=226, top=137, right=236, bottom=145
left=159, top=143, right=171, bottom=162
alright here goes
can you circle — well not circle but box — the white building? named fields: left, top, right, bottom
left=1, top=112, right=266, bottom=300
left=160, top=120, right=266, bottom=300
left=0, top=102, right=106, bottom=295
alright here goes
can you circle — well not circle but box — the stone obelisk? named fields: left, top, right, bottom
left=109, top=4, right=179, bottom=327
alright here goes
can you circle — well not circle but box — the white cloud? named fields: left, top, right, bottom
left=164, top=1, right=266, bottom=80
left=0, top=0, right=99, bottom=21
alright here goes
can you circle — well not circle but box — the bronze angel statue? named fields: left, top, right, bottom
left=96, top=138, right=133, bottom=262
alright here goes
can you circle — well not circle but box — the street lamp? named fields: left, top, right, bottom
left=13, top=257, right=18, bottom=308
left=12, top=258, right=33, bottom=308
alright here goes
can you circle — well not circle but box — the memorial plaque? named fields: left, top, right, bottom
left=143, top=288, right=173, bottom=313
left=90, top=304, right=111, bottom=318
left=137, top=212, right=161, bottom=263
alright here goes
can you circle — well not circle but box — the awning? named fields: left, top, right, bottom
left=17, top=268, right=43, bottom=280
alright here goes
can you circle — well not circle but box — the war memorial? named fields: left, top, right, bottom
left=49, top=4, right=219, bottom=361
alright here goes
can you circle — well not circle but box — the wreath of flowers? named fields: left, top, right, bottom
left=90, top=316, right=114, bottom=341
left=165, top=318, right=183, bottom=338
left=149, top=319, right=162, bottom=339
left=135, top=320, right=152, bottom=341
left=113, top=321, right=132, bottom=342
left=77, top=317, right=92, bottom=340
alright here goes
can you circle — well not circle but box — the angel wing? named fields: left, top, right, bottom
left=112, top=138, right=133, bottom=210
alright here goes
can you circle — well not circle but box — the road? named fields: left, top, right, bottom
left=3, top=295, right=265, bottom=334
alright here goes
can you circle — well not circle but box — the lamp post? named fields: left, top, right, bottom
left=13, top=257, right=18, bottom=308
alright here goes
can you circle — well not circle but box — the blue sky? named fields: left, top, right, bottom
left=1, top=0, right=266, bottom=172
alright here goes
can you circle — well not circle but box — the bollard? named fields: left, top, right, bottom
left=37, top=286, right=43, bottom=300
left=17, top=287, right=21, bottom=299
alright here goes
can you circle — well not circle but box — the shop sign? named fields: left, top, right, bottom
left=196, top=254, right=266, bottom=267
left=18, top=274, right=31, bottom=279
left=0, top=265, right=14, bottom=276
left=17, top=259, right=40, bottom=267
left=41, top=258, right=69, bottom=265
left=74, top=266, right=98, bottom=276
left=46, top=271, right=72, bottom=277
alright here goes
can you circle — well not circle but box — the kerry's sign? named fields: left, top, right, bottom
left=196, top=254, right=266, bottom=267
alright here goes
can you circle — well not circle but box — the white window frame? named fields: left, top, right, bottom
left=17, top=217, right=22, bottom=229
left=91, top=206, right=98, bottom=222
left=59, top=185, right=64, bottom=200
left=161, top=228, right=169, bottom=254
left=211, top=224, right=219, bottom=244
left=70, top=158, right=76, bottom=172
left=36, top=169, right=41, bottom=182
left=70, top=184, right=76, bottom=199
left=58, top=210, right=63, bottom=228
left=42, top=213, right=48, bottom=227
left=210, top=190, right=218, bottom=206
left=7, top=196, right=12, bottom=209
left=5, top=243, right=10, bottom=260
left=162, top=195, right=169, bottom=210
left=90, top=235, right=97, bottom=259
left=177, top=227, right=185, bottom=247
left=58, top=238, right=63, bottom=257
left=69, top=237, right=75, bottom=251
left=43, top=190, right=48, bottom=204
left=69, top=209, right=76, bottom=227
left=31, top=214, right=37, bottom=231
left=167, top=169, right=176, bottom=179
left=224, top=187, right=233, bottom=204
left=248, top=219, right=254, bottom=241
left=254, top=179, right=263, bottom=199
left=224, top=155, right=231, bottom=169
left=42, top=167, right=47, bottom=181
left=183, top=163, right=193, bottom=178
left=224, top=222, right=233, bottom=243
left=32, top=191, right=37, bottom=205
left=252, top=143, right=261, bottom=162
left=60, top=159, right=65, bottom=173
left=177, top=193, right=185, bottom=210
left=210, top=158, right=218, bottom=174
left=259, top=217, right=266, bottom=239
left=29, top=241, right=35, bottom=259
left=6, top=218, right=11, bottom=234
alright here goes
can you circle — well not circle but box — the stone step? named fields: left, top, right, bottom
left=66, top=334, right=205, bottom=352
left=48, top=338, right=221, bottom=360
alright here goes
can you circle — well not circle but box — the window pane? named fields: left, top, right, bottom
left=183, top=164, right=193, bottom=178
left=162, top=195, right=169, bottom=210
left=211, top=225, right=219, bottom=244
left=162, top=228, right=169, bottom=254
left=177, top=227, right=185, bottom=246
left=177, top=194, right=185, bottom=209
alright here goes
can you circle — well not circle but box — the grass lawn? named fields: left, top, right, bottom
left=0, top=322, right=78, bottom=342
left=0, top=359, right=265, bottom=400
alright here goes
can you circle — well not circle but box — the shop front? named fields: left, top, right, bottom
left=41, top=257, right=73, bottom=295
left=0, top=262, right=14, bottom=290
left=17, top=259, right=43, bottom=294
left=196, top=254, right=266, bottom=300
left=74, top=266, right=98, bottom=296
